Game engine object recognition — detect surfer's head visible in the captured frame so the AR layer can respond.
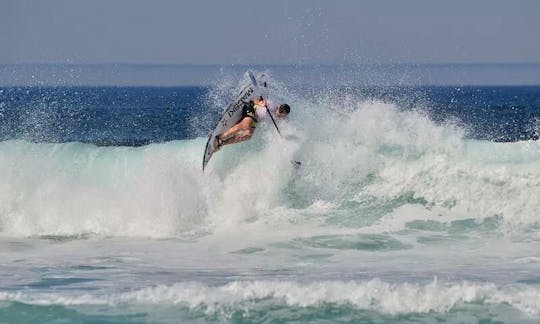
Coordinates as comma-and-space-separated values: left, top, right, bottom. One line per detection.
276, 104, 290, 118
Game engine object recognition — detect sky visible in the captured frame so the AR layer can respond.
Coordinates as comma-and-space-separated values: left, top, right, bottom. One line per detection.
2, 0, 540, 65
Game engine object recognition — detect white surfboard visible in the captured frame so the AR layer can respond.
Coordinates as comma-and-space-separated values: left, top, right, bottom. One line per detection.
202, 72, 265, 171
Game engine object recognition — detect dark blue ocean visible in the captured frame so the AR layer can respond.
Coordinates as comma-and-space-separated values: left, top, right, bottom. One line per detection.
1, 85, 539, 145
1, 65, 540, 323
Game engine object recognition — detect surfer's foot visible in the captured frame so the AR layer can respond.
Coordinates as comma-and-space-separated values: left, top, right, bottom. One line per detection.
213, 135, 224, 151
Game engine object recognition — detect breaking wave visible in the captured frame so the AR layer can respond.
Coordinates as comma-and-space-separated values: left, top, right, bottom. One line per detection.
1, 77, 539, 239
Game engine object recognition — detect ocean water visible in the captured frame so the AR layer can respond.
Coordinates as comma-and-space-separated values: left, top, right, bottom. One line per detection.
1, 67, 540, 323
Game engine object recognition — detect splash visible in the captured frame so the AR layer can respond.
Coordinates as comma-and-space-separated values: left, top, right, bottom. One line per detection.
1, 75, 539, 238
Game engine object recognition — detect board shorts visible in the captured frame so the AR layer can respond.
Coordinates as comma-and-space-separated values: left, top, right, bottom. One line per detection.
241, 101, 258, 128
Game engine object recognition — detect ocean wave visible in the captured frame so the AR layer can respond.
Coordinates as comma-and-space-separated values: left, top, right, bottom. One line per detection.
1, 87, 539, 238
1, 279, 539, 317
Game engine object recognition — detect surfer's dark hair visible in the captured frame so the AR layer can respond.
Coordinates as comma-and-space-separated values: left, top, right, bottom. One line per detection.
278, 104, 290, 114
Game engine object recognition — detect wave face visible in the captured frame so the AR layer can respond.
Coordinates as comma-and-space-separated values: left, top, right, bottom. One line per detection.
0, 140, 210, 237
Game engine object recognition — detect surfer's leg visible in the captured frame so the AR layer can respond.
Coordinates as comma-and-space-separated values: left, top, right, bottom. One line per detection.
219, 117, 251, 140
217, 117, 254, 147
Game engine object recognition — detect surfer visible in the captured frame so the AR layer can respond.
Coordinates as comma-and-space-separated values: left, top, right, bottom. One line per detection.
257, 102, 290, 120
213, 96, 290, 150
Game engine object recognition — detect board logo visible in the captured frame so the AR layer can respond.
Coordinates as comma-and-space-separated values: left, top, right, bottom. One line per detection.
227, 87, 254, 118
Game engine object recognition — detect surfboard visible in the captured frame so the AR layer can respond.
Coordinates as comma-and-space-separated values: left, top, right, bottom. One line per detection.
202, 72, 265, 171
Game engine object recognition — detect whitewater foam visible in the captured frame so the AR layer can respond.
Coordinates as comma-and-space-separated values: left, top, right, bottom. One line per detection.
1, 279, 539, 317
0, 140, 209, 237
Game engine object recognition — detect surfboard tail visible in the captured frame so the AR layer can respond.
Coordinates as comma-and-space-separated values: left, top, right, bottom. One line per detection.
202, 134, 214, 172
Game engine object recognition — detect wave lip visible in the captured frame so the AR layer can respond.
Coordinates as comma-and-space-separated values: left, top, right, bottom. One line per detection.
1, 279, 539, 317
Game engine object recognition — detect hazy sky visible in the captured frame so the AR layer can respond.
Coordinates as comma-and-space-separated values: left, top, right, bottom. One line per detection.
2, 0, 540, 65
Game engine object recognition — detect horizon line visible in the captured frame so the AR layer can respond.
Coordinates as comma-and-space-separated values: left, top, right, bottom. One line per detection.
2, 62, 540, 67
